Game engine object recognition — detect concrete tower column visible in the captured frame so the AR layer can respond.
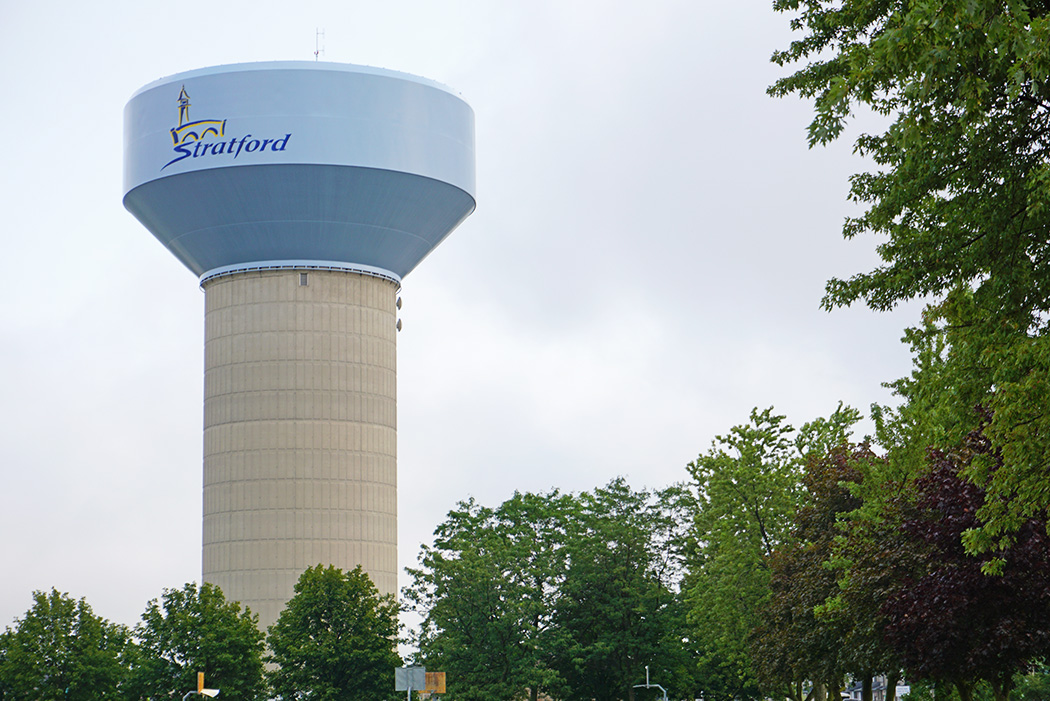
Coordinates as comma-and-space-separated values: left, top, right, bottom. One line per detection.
201, 267, 398, 631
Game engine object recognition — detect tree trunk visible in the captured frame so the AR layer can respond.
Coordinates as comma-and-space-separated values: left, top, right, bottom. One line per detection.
955, 680, 973, 701
885, 670, 900, 701
815, 682, 827, 701
530, 687, 538, 701
862, 675, 873, 701
989, 677, 1011, 701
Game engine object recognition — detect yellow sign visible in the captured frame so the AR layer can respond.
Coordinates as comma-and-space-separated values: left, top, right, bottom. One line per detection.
425, 671, 446, 693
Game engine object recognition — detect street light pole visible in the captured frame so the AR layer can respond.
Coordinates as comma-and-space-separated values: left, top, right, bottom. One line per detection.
632, 665, 668, 701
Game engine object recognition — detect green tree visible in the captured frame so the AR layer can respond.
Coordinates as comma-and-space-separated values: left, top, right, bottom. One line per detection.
550, 479, 687, 701
1012, 665, 1050, 700
266, 565, 401, 701
493, 490, 575, 701
684, 409, 799, 700
683, 405, 859, 700
0, 629, 8, 701
770, 0, 1050, 556
825, 485, 917, 701
752, 445, 892, 701
0, 588, 130, 701
405, 490, 571, 701
131, 581, 265, 701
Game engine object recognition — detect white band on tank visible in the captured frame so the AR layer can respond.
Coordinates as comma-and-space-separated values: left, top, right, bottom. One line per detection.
199, 260, 402, 288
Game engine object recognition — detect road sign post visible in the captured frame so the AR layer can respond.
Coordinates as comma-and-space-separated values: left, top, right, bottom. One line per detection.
395, 666, 426, 701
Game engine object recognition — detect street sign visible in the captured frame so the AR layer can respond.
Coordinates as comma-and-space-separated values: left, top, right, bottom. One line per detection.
425, 672, 446, 693
395, 666, 426, 692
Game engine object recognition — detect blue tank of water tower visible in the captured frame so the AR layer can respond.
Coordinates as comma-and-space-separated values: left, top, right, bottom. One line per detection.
122, 61, 476, 282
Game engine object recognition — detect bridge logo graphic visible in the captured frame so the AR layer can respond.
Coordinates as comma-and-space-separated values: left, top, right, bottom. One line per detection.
170, 86, 227, 146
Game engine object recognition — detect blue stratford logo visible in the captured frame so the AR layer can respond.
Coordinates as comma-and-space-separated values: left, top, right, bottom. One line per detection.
163, 86, 290, 170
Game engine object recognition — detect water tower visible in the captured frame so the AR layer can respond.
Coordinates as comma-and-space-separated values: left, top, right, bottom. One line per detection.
123, 62, 475, 630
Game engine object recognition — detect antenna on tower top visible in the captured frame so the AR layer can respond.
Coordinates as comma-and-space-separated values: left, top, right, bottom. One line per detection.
314, 28, 325, 61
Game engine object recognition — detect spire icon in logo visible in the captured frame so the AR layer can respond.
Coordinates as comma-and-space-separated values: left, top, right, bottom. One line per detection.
170, 86, 226, 146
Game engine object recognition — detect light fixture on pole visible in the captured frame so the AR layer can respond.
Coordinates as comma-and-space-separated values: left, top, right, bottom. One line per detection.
632, 665, 668, 701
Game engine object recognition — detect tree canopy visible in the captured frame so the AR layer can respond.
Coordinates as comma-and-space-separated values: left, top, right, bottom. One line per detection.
266, 565, 402, 701
0, 589, 130, 701
405, 490, 572, 701
407, 480, 692, 701
770, 0, 1050, 554
751, 444, 870, 700
551, 480, 686, 701
131, 581, 266, 701
682, 406, 859, 700
882, 426, 1050, 701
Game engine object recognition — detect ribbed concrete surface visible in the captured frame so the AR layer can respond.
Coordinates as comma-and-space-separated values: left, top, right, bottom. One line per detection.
201, 269, 398, 632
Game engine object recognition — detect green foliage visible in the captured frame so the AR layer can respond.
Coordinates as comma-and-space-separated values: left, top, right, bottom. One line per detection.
683, 406, 858, 699
131, 581, 265, 701
751, 445, 869, 697
407, 481, 692, 701
689, 408, 802, 563
405, 490, 571, 701
825, 483, 918, 694
551, 479, 687, 701
0, 589, 130, 701
771, 0, 1050, 553
266, 565, 401, 701
1011, 665, 1050, 700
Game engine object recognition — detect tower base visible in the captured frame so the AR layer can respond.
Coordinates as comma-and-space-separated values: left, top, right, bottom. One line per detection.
201, 267, 398, 632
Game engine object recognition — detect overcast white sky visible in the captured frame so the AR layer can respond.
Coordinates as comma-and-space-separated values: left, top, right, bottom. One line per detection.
0, 0, 917, 631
